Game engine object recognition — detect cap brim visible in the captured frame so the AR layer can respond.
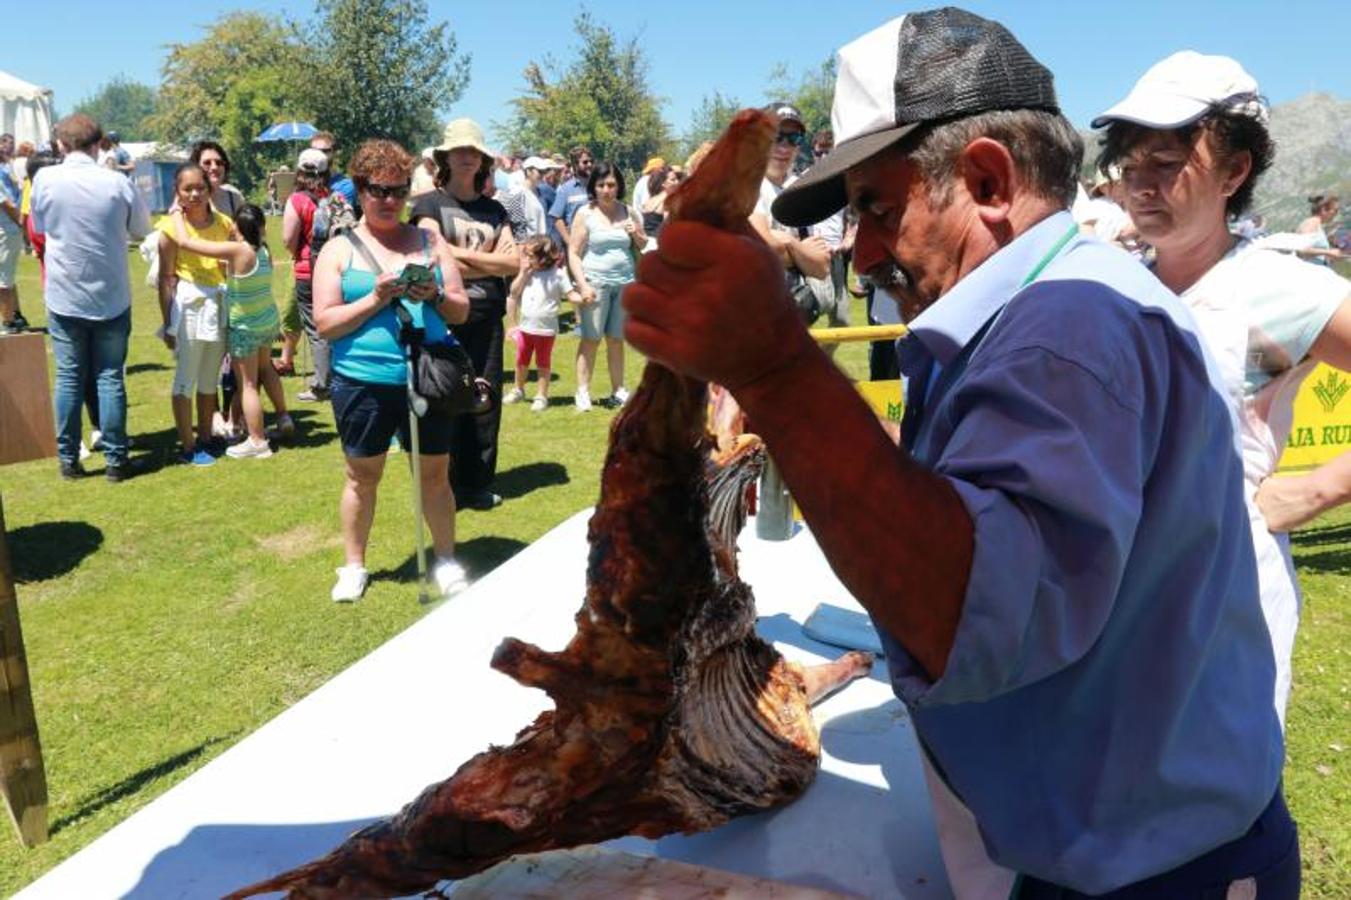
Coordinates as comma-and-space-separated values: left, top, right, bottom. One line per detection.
772, 123, 921, 227
1090, 95, 1209, 130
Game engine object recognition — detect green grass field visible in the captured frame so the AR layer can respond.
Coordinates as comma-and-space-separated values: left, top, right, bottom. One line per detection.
1, 244, 1347, 896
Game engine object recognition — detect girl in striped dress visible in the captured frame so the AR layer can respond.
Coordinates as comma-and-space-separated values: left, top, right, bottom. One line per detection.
170, 203, 294, 458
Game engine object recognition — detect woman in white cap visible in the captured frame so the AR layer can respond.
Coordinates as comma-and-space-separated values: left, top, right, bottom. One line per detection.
410, 119, 519, 510
1095, 51, 1351, 727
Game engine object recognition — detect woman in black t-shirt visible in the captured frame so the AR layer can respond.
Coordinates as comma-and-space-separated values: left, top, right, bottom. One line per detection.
410, 119, 519, 511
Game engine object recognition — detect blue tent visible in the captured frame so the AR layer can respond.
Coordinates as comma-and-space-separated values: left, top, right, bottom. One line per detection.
257, 121, 317, 142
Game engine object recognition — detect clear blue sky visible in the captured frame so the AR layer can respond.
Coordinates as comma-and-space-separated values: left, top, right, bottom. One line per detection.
10, 1, 1349, 146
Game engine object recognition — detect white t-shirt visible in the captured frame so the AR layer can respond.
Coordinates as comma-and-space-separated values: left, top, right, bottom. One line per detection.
754, 174, 845, 241
1182, 241, 1349, 724
518, 267, 573, 336
632, 175, 652, 211
1072, 186, 1130, 243
754, 176, 791, 232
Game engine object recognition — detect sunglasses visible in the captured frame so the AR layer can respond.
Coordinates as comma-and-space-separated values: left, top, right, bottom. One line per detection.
363, 182, 410, 200
775, 131, 806, 147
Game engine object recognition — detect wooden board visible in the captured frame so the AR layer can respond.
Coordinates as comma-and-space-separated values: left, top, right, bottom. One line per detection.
449, 847, 859, 899
0, 333, 56, 467
0, 496, 49, 847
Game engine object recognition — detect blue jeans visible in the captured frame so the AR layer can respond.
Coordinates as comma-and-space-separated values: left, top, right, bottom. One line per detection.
47, 309, 131, 466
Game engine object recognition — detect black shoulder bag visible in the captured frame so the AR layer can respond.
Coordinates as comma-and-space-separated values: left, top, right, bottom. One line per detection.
785, 225, 822, 326
344, 231, 485, 416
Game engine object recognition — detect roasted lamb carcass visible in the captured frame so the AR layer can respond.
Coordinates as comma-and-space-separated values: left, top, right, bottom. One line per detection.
229, 110, 873, 900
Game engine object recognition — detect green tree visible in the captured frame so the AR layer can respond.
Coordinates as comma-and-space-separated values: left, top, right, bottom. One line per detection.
148, 11, 309, 192
297, 0, 471, 159
684, 91, 743, 158
219, 67, 306, 194
73, 76, 158, 139
765, 57, 836, 137
501, 12, 670, 179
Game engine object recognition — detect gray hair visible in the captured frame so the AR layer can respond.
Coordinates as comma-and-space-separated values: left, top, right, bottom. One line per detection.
905, 109, 1083, 210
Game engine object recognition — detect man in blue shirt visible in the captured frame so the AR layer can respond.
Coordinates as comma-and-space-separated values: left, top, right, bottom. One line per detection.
547, 146, 593, 247
32, 114, 151, 482
309, 131, 357, 207
624, 8, 1293, 898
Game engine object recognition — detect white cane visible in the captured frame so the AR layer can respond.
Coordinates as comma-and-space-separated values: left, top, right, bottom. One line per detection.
405, 348, 432, 605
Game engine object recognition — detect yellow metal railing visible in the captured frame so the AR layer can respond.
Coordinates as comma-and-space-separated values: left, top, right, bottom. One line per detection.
810, 324, 1351, 474
811, 324, 908, 344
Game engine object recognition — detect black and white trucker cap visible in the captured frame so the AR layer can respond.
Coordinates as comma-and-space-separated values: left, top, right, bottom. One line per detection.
773, 7, 1060, 227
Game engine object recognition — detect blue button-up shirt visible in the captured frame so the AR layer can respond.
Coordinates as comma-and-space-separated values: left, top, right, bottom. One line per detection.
548, 176, 589, 237
30, 152, 151, 321
880, 212, 1282, 893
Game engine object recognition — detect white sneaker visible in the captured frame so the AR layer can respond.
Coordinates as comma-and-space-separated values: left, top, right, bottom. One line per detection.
78, 440, 92, 461
503, 386, 525, 404
331, 564, 369, 602
531, 395, 548, 412
90, 429, 104, 451
575, 387, 592, 411
430, 556, 471, 599
226, 437, 273, 459
611, 386, 630, 406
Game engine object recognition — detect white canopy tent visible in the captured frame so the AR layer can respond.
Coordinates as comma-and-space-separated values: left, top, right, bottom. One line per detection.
0, 70, 54, 147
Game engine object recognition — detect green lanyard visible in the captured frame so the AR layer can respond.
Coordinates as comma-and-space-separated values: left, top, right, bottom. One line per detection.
1019, 223, 1080, 289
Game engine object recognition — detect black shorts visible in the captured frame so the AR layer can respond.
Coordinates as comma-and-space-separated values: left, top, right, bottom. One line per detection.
330, 372, 454, 458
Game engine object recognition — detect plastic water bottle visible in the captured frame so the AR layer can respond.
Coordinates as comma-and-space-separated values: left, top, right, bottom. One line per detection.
756, 455, 794, 541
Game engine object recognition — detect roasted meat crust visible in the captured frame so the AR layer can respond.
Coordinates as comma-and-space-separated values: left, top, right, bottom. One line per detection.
228, 111, 872, 900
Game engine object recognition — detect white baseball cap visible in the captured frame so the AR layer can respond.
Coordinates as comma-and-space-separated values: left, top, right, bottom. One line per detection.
297, 148, 329, 173
1092, 51, 1267, 130
523, 155, 560, 171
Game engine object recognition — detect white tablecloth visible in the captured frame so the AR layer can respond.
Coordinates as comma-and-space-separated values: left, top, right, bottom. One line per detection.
18, 511, 950, 899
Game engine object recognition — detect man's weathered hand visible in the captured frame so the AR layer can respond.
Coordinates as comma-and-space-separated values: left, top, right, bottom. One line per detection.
623, 221, 814, 390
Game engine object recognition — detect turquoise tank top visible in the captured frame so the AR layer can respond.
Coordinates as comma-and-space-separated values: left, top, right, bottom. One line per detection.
332, 234, 451, 386
580, 205, 636, 286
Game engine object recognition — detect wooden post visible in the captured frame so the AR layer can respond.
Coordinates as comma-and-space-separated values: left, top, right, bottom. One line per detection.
0, 496, 49, 847
0, 333, 58, 466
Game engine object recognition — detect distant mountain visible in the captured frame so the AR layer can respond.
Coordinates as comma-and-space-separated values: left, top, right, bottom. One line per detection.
1255, 93, 1351, 231
1076, 92, 1351, 232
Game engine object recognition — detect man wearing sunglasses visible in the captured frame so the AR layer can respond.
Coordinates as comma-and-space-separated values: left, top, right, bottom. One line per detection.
749, 103, 830, 285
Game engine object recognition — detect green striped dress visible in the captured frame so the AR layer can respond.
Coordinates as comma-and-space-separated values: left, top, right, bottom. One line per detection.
227, 246, 281, 357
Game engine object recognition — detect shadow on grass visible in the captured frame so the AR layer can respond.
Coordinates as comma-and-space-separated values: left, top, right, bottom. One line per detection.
50, 737, 228, 836
1290, 521, 1351, 548
276, 408, 337, 451
494, 461, 569, 500
125, 362, 170, 375
8, 521, 103, 583
370, 535, 528, 584
117, 409, 335, 474
1290, 522, 1351, 575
